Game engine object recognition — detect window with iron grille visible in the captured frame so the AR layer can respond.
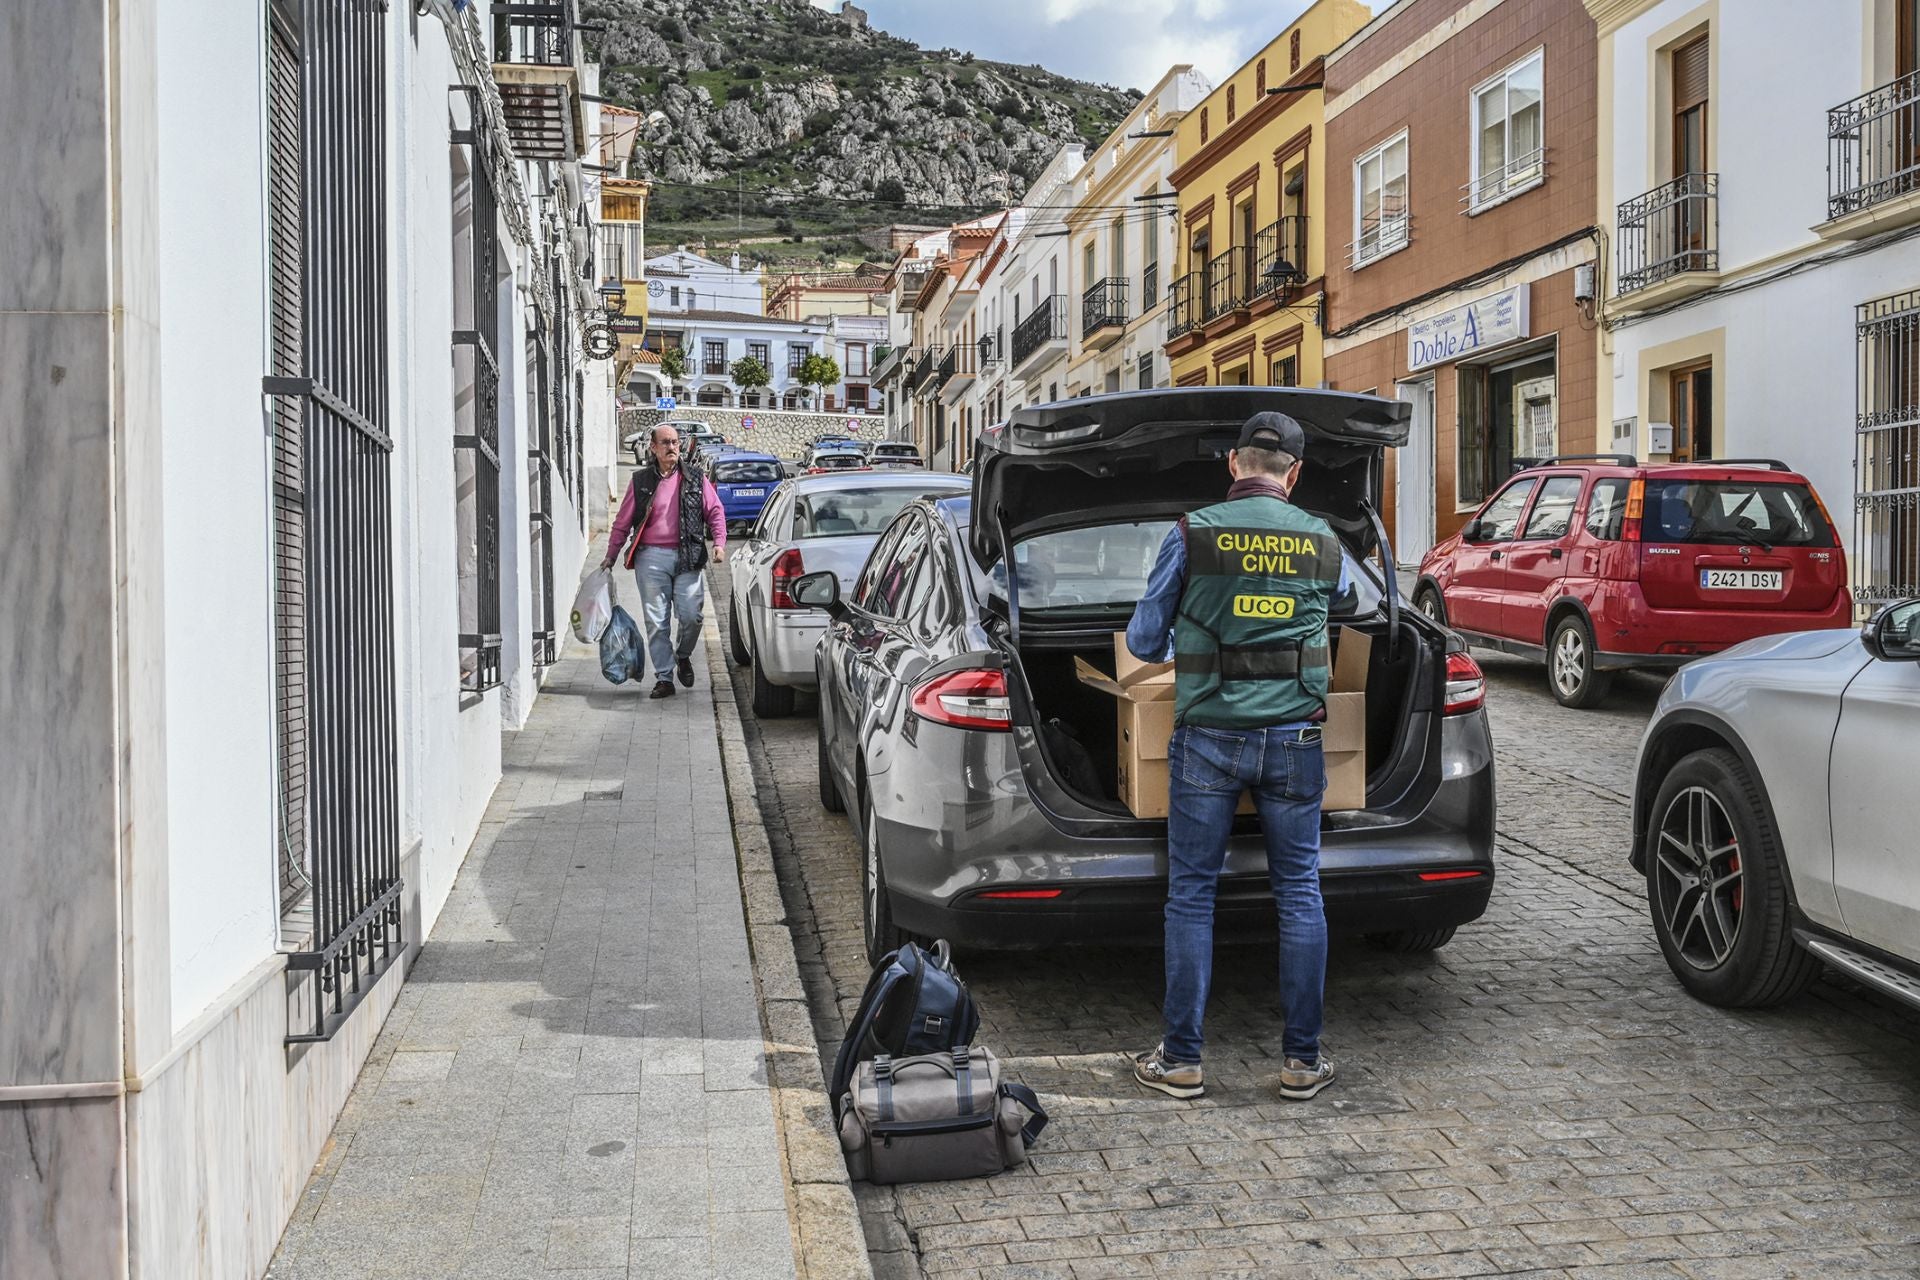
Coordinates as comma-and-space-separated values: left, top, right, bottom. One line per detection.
453, 130, 503, 694
263, 0, 402, 1043
528, 322, 557, 667
1137, 353, 1154, 390
1857, 289, 1920, 608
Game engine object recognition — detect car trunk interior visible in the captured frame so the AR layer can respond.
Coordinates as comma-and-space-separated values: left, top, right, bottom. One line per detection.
1005, 613, 1436, 819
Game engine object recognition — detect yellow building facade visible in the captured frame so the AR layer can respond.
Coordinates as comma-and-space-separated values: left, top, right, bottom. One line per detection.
1165, 0, 1371, 390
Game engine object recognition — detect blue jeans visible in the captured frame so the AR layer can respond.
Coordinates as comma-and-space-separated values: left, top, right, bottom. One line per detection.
634, 546, 705, 682
1162, 723, 1327, 1065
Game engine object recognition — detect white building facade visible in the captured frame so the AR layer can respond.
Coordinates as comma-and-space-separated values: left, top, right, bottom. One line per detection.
1063, 67, 1210, 398
636, 310, 830, 409
1593, 0, 1920, 607
643, 247, 767, 317
0, 3, 615, 1275
1000, 146, 1089, 410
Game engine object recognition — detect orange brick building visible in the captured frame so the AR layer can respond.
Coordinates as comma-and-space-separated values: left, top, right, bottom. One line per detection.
1322, 0, 1600, 561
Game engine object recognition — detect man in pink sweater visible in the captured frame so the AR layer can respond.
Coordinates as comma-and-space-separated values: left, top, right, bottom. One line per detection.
602, 424, 727, 699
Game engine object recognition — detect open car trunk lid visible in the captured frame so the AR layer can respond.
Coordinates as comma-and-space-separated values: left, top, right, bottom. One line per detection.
971, 387, 1411, 571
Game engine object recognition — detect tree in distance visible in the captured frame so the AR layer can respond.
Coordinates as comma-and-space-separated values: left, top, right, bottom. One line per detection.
795, 352, 841, 408
730, 355, 772, 403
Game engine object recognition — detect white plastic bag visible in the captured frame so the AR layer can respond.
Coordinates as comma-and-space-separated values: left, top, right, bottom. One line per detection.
571, 568, 614, 645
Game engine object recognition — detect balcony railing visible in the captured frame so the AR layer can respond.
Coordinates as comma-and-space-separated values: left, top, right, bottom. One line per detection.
1082, 276, 1129, 335
493, 0, 576, 65
1251, 216, 1309, 299
910, 345, 943, 392
1350, 213, 1410, 268
1166, 272, 1201, 339
1204, 246, 1250, 322
1830, 72, 1920, 221
1010, 295, 1067, 367
491, 0, 583, 160
937, 343, 958, 389
937, 341, 976, 394
703, 359, 727, 376
1616, 172, 1718, 295
1463, 147, 1547, 211
896, 270, 929, 310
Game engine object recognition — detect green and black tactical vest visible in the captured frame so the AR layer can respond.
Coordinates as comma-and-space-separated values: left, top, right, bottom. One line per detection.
1174, 494, 1342, 728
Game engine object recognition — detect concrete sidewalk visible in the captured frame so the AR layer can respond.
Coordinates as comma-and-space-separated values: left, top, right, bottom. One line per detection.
268, 570, 799, 1279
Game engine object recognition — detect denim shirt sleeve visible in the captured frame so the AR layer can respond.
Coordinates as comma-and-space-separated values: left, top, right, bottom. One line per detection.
1125, 525, 1187, 663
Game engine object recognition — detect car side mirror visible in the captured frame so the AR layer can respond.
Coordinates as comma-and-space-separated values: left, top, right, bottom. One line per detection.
1862, 599, 1920, 662
790, 570, 842, 613
1461, 519, 1485, 543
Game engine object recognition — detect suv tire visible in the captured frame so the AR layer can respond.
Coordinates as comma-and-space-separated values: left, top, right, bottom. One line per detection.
1644, 748, 1821, 1008
1414, 585, 1448, 628
728, 604, 751, 667
1368, 926, 1456, 953
861, 789, 909, 965
1548, 613, 1614, 709
817, 714, 844, 813
750, 627, 795, 718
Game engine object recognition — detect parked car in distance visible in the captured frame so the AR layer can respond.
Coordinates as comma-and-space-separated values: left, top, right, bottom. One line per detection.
1414, 456, 1851, 708
793, 388, 1497, 965
805, 446, 868, 474
727, 470, 970, 717
707, 451, 784, 537
1631, 598, 1920, 1011
868, 442, 924, 468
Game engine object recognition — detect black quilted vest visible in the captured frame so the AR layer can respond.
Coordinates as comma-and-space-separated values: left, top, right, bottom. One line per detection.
621, 461, 710, 576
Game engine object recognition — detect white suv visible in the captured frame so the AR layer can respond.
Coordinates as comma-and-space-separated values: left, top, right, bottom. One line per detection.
1631, 599, 1920, 1009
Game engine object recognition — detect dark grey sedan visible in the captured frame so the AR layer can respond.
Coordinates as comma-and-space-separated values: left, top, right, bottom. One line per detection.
791, 388, 1498, 965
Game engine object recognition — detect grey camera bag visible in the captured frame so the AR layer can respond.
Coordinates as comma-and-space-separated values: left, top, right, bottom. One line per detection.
837, 1046, 1048, 1185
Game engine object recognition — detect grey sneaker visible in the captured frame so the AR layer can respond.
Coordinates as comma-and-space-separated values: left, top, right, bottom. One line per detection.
1279, 1055, 1336, 1100
1132, 1044, 1204, 1099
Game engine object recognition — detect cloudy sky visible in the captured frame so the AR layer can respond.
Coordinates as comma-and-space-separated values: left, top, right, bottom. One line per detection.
814, 0, 1326, 94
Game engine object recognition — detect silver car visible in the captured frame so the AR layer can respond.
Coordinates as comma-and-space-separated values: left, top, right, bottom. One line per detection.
726, 470, 970, 716
1631, 597, 1920, 1009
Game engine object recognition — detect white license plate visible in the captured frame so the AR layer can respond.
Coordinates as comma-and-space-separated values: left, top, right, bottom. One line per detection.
732, 488, 765, 498
1700, 569, 1782, 591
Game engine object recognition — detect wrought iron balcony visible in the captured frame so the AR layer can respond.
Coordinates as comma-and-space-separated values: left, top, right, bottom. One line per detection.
910, 345, 943, 392
1204, 246, 1250, 322
491, 0, 585, 160
1616, 172, 1718, 295
1829, 72, 1920, 222
1082, 276, 1129, 341
1010, 295, 1067, 370
1252, 216, 1309, 299
1166, 272, 1202, 339
703, 359, 727, 376
937, 341, 977, 398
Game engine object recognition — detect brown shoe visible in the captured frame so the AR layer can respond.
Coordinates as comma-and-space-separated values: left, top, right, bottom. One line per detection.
649, 680, 675, 699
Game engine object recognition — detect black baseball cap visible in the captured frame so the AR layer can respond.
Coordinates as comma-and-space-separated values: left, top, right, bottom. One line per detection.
1236, 411, 1306, 457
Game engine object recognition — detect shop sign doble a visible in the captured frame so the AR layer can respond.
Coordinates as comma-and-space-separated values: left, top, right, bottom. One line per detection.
1407, 286, 1529, 371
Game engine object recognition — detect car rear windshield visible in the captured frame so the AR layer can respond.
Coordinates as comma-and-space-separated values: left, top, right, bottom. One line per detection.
812, 453, 863, 469
1642, 479, 1833, 547
712, 459, 781, 483
795, 487, 935, 538
982, 521, 1380, 619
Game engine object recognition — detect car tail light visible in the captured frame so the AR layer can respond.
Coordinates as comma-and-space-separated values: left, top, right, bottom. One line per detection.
1418, 869, 1485, 882
1443, 651, 1486, 715
1622, 478, 1646, 542
1807, 485, 1843, 549
909, 669, 1012, 731
770, 547, 805, 609
976, 888, 1063, 900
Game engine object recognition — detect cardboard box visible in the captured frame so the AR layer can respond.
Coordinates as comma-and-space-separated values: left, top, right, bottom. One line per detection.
1074, 628, 1371, 818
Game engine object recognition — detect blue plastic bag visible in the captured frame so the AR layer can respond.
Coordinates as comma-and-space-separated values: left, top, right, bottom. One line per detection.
598, 605, 644, 684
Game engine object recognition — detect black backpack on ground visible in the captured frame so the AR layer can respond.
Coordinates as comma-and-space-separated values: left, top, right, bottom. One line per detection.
830, 939, 980, 1120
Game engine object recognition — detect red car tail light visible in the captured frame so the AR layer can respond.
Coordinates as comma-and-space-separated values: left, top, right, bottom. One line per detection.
1418, 869, 1485, 882
770, 547, 805, 609
1622, 477, 1646, 542
1443, 651, 1486, 715
976, 889, 1063, 900
909, 669, 1012, 731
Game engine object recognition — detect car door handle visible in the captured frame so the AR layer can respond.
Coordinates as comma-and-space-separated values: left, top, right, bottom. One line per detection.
1489, 550, 1504, 561
1550, 548, 1564, 560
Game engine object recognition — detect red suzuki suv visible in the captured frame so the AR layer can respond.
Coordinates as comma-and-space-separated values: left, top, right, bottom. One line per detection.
1414, 455, 1851, 707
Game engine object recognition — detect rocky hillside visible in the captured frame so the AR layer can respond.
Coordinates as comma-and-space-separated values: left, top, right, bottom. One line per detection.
584, 0, 1140, 226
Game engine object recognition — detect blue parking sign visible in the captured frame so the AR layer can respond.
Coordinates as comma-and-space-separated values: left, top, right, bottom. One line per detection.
655, 396, 677, 411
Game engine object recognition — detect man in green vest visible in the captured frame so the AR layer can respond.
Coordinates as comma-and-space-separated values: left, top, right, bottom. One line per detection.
1126, 411, 1347, 1102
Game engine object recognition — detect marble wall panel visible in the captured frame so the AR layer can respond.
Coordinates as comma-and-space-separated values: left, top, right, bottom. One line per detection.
0, 1097, 127, 1279
0, 3, 111, 312
0, 312, 123, 1089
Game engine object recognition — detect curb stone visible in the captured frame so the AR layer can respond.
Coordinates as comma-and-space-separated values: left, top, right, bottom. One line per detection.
701, 608, 876, 1280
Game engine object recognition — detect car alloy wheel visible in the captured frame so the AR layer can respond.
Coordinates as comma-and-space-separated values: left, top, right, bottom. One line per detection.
1415, 586, 1446, 626
1552, 626, 1586, 697
1548, 615, 1613, 709
1651, 785, 1744, 971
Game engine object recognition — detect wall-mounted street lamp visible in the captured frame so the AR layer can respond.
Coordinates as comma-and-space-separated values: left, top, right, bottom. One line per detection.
599, 282, 627, 317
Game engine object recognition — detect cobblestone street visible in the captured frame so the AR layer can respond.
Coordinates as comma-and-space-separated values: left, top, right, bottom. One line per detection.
713, 566, 1920, 1280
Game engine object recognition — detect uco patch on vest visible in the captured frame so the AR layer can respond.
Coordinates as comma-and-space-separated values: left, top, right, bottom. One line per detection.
1232, 593, 1296, 619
